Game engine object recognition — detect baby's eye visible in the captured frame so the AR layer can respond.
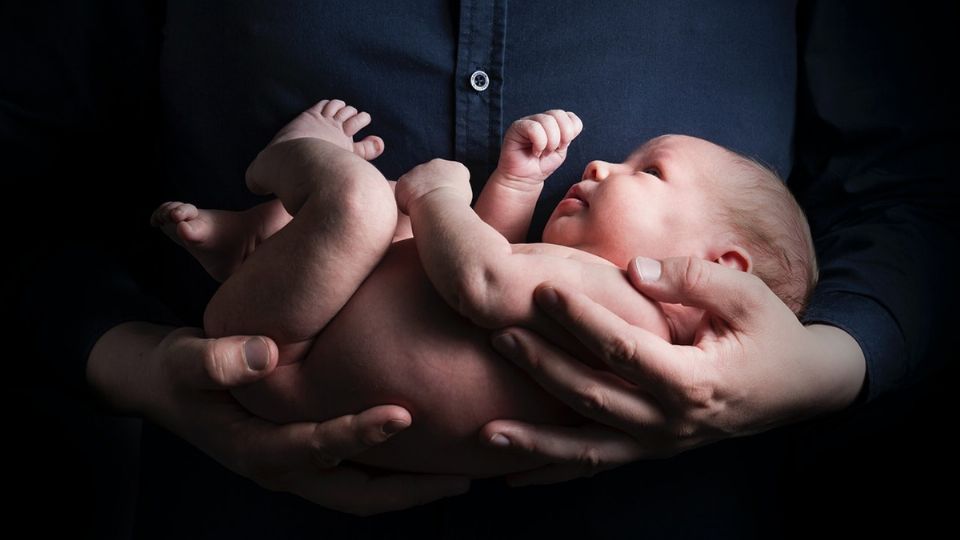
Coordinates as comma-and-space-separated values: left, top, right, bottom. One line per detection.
642, 167, 662, 178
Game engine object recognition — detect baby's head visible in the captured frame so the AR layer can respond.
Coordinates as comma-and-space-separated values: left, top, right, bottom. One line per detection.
543, 134, 817, 315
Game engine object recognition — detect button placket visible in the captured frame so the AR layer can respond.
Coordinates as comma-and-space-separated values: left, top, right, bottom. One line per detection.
454, 0, 507, 197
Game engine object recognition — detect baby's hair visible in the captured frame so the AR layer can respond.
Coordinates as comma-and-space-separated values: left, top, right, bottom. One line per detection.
716, 154, 818, 317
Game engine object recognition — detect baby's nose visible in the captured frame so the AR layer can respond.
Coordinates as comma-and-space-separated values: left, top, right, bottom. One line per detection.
583, 160, 612, 181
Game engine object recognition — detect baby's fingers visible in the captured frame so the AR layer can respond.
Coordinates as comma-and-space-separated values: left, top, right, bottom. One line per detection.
546, 110, 581, 151
566, 111, 583, 142
513, 119, 549, 157
532, 113, 562, 154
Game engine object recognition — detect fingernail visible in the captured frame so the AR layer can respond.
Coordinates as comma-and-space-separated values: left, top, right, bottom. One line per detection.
488, 433, 511, 447
491, 332, 518, 355
536, 286, 560, 310
633, 256, 661, 282
381, 419, 409, 436
243, 338, 270, 371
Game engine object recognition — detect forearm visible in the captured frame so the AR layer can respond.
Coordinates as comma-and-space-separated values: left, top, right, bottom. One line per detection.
473, 169, 543, 242
794, 0, 957, 403
800, 218, 947, 404
802, 324, 867, 414
407, 190, 516, 326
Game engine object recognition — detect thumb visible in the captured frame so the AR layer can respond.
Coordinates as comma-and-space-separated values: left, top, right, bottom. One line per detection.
168, 329, 279, 389
627, 256, 774, 329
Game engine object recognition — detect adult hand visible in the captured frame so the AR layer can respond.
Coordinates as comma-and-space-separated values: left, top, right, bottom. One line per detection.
87, 322, 470, 515
480, 256, 865, 486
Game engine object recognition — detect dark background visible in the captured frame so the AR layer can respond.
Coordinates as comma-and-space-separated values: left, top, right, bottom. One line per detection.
3, 1, 956, 538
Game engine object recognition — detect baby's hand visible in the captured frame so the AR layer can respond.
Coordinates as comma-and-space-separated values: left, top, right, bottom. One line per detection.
395, 158, 472, 214
497, 110, 583, 185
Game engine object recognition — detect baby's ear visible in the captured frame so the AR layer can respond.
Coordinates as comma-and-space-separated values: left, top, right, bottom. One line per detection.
715, 246, 752, 273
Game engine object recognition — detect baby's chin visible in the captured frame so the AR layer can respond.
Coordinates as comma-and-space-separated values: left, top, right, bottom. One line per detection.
540, 217, 564, 244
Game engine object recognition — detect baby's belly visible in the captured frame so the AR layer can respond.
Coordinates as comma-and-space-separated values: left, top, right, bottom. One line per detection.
230, 240, 580, 477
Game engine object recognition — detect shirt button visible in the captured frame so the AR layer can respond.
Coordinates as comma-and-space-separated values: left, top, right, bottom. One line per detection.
470, 70, 490, 92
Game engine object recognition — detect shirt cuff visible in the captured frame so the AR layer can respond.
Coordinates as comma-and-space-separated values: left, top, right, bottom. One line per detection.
801, 290, 908, 408
21, 249, 183, 406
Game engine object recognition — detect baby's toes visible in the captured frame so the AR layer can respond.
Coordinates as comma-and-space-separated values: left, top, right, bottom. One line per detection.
353, 135, 385, 161
321, 99, 347, 118
176, 212, 212, 245
342, 111, 371, 136
151, 201, 194, 226
168, 203, 199, 223
333, 105, 358, 123
150, 202, 176, 226
304, 99, 329, 119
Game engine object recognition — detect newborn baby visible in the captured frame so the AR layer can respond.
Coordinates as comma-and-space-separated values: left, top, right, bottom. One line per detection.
152, 100, 816, 476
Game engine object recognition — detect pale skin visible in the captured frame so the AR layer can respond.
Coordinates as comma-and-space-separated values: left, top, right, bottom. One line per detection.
86, 99, 867, 512
88, 101, 470, 516
468, 141, 865, 488
162, 101, 673, 476
146, 99, 864, 481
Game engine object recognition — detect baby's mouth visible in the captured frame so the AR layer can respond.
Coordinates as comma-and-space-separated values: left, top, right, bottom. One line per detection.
563, 183, 590, 207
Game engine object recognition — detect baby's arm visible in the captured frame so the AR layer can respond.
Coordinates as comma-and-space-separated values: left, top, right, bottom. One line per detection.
474, 110, 582, 242
395, 160, 670, 340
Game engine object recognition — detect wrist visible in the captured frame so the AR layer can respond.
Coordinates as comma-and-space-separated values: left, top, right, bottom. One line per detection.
86, 321, 175, 416
803, 324, 867, 413
406, 185, 471, 215
489, 168, 546, 193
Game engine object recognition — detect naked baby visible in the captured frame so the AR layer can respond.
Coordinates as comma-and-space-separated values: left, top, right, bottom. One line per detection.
152, 99, 816, 476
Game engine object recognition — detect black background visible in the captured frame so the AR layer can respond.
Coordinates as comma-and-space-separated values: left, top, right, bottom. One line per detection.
3, 1, 956, 538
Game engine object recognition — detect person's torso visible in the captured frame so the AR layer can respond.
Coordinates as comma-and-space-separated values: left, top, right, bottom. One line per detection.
158, 0, 798, 245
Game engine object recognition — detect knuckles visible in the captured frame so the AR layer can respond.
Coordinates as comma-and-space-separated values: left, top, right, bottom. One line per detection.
202, 342, 232, 386
675, 362, 722, 411
677, 257, 712, 298
574, 447, 606, 476
577, 384, 610, 415
311, 449, 342, 470
603, 333, 638, 367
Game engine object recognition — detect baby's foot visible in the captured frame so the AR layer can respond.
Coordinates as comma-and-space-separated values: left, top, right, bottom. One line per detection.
150, 200, 291, 282
267, 99, 385, 161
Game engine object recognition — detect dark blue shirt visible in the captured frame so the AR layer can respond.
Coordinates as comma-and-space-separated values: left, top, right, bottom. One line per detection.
156, 0, 951, 404
5, 0, 956, 537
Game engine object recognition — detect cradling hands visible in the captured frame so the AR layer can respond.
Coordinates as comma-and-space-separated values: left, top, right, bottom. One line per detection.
480, 257, 865, 486
88, 323, 470, 515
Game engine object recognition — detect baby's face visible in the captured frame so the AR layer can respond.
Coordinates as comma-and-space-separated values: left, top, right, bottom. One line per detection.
543, 134, 734, 268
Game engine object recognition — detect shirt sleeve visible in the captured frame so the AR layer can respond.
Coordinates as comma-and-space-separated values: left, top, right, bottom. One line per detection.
18, 248, 183, 403
2, 2, 176, 403
792, 1, 959, 405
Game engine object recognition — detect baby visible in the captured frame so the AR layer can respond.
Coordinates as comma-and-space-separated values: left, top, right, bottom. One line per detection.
152, 99, 816, 477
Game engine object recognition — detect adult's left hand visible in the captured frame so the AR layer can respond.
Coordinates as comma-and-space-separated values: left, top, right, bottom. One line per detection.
481, 256, 866, 486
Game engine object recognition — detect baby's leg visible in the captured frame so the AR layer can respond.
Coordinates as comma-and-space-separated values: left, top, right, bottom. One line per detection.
151, 199, 291, 282
204, 101, 397, 362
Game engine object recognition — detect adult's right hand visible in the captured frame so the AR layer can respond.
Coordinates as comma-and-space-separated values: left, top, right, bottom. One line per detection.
87, 322, 470, 516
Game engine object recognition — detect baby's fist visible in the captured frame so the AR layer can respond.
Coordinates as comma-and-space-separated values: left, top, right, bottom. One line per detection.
396, 159, 472, 214
498, 110, 583, 184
